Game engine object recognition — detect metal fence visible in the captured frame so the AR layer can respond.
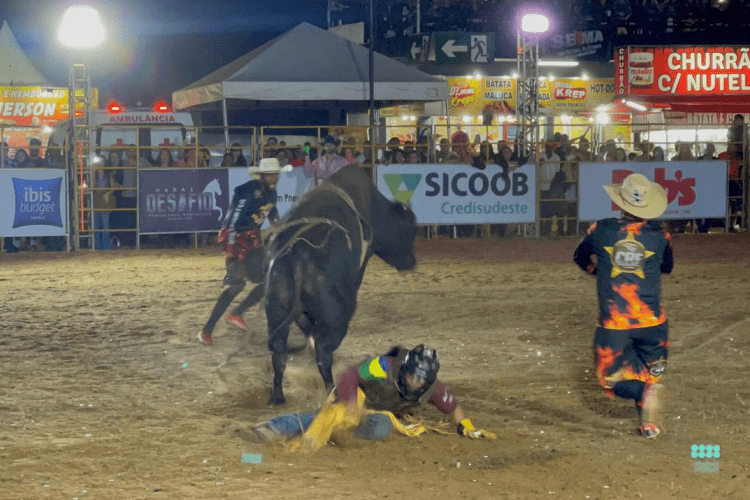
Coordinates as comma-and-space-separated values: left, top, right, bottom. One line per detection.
1, 119, 745, 252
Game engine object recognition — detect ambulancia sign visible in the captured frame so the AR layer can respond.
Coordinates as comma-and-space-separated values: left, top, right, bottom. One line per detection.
105, 113, 178, 124
616, 46, 750, 97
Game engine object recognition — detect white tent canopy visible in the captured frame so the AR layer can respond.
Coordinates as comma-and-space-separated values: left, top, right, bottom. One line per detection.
172, 22, 447, 110
0, 20, 49, 86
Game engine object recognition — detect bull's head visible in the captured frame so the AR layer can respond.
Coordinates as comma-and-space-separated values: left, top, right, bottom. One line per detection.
372, 201, 417, 271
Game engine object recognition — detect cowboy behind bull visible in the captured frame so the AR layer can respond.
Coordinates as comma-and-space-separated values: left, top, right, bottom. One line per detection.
198, 158, 290, 345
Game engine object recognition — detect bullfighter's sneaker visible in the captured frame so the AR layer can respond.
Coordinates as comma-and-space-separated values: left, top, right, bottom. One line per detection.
640, 423, 661, 439
639, 383, 664, 439
225, 314, 248, 331
198, 328, 213, 346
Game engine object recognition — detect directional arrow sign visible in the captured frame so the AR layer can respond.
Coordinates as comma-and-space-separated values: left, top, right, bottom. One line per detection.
410, 41, 421, 60
406, 34, 431, 63
441, 39, 468, 59
435, 32, 494, 65
435, 33, 469, 64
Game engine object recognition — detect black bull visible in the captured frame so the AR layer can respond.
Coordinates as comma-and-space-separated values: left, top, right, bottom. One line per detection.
263, 165, 417, 405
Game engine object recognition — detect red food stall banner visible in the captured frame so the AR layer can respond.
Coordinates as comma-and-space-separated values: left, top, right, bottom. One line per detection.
616, 46, 750, 97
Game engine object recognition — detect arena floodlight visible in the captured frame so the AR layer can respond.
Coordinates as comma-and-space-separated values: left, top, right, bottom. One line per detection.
58, 5, 105, 49
624, 100, 648, 112
521, 13, 550, 34
539, 60, 579, 67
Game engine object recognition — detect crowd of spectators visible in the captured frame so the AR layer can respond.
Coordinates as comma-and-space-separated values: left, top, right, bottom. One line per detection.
0, 138, 65, 169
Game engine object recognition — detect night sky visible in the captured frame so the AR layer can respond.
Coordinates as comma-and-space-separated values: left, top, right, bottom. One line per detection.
0, 0, 330, 105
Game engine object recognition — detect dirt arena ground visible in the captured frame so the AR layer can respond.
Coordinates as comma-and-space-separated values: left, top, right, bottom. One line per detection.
1, 233, 749, 499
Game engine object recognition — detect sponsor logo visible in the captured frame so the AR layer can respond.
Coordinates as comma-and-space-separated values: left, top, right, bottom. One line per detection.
552, 30, 604, 49
144, 177, 224, 219
605, 232, 654, 278
692, 444, 720, 473
611, 168, 696, 211
424, 171, 529, 197
449, 81, 477, 108
12, 177, 63, 228
383, 174, 423, 204
553, 86, 587, 100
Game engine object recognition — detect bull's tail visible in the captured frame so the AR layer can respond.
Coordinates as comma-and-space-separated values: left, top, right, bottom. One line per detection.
266, 258, 307, 353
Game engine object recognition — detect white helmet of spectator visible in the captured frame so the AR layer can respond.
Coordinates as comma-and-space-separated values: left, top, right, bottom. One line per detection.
247, 158, 291, 179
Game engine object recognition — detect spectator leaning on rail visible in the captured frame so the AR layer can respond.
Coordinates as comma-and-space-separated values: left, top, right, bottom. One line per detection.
230, 143, 248, 166
635, 141, 652, 162
727, 113, 744, 160
252, 344, 496, 448
27, 138, 46, 167
574, 173, 673, 439
304, 135, 348, 185
198, 158, 291, 346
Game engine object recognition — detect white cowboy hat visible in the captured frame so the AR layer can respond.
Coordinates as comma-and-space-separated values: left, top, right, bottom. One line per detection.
247, 158, 292, 178
603, 173, 668, 219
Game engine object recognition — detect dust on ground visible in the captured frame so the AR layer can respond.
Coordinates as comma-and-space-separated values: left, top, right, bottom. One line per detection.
1, 234, 749, 499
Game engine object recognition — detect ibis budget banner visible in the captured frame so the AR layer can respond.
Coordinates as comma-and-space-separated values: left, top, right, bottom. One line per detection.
376, 164, 536, 224
0, 168, 67, 236
578, 161, 727, 221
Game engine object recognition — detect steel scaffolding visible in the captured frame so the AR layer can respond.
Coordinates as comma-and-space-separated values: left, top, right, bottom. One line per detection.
515, 31, 540, 160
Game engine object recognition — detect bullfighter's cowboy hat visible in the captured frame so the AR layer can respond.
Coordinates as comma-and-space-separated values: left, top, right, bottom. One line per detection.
603, 173, 668, 220
247, 158, 292, 179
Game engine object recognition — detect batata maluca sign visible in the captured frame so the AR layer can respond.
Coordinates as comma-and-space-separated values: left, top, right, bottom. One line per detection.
616, 46, 750, 97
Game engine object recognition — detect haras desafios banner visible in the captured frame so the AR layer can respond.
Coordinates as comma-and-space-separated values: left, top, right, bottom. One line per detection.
578, 161, 728, 221
138, 167, 314, 234
376, 163, 536, 224
0, 168, 68, 236
138, 169, 230, 234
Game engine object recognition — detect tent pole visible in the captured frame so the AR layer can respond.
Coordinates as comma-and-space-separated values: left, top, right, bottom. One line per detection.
222, 98, 229, 151
416, 0, 421, 34
369, 0, 375, 178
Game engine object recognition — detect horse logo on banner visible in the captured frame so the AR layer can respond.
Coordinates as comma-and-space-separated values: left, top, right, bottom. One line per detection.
202, 178, 223, 221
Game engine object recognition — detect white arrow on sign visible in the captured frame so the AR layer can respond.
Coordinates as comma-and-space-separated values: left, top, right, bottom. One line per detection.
411, 41, 421, 59
441, 39, 468, 59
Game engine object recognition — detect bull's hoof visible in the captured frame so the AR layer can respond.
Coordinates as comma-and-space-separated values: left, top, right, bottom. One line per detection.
268, 390, 286, 406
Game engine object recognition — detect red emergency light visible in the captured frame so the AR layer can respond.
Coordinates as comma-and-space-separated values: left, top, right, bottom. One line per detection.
154, 101, 170, 113
106, 101, 124, 114
74, 111, 84, 117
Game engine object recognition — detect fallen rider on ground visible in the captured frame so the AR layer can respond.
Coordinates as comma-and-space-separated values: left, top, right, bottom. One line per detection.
253, 344, 496, 450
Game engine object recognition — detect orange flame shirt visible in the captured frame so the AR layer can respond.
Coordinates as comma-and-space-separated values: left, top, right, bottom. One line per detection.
574, 219, 673, 330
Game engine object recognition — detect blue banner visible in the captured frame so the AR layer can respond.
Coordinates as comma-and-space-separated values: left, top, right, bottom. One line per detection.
138, 168, 230, 233
0, 168, 67, 237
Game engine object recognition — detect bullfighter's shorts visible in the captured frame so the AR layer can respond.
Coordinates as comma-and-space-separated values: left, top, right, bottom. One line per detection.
593, 322, 669, 397
223, 248, 264, 286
